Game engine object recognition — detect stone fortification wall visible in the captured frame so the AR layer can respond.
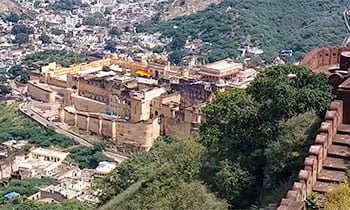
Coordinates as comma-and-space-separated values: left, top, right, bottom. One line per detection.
301, 47, 350, 72
27, 81, 56, 103
71, 95, 107, 113
46, 76, 67, 88
51, 58, 112, 77
62, 108, 160, 152
112, 59, 148, 72
276, 100, 343, 210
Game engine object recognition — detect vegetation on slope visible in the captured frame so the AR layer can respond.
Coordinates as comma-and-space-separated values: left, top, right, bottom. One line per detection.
69, 145, 109, 169
96, 65, 333, 208
200, 65, 332, 208
141, 0, 347, 63
0, 178, 54, 198
324, 182, 350, 210
24, 50, 87, 67
0, 103, 76, 148
0, 103, 111, 169
0, 200, 92, 210
96, 137, 229, 209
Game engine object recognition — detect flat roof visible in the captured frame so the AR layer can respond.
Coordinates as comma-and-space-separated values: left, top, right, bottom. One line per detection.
77, 66, 103, 76
95, 161, 116, 174
4, 192, 20, 199
31, 148, 69, 160
203, 60, 242, 71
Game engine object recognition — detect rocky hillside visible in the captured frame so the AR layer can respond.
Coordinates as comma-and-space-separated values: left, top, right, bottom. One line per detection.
160, 0, 223, 21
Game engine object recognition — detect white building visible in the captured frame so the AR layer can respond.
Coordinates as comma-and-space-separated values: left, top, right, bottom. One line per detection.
94, 161, 117, 177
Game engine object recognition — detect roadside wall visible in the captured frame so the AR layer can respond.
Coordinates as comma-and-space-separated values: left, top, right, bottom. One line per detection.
27, 81, 56, 103
62, 108, 160, 152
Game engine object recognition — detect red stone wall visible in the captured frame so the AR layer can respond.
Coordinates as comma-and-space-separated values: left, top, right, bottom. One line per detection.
276, 101, 343, 210
301, 47, 350, 72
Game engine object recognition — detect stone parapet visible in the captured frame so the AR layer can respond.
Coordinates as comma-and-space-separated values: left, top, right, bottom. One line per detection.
301, 47, 350, 73
276, 100, 343, 210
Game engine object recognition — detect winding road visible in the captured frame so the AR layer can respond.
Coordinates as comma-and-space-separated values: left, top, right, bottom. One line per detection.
19, 102, 128, 163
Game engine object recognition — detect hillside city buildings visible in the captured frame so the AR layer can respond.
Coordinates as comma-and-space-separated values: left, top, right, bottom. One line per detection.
0, 140, 116, 203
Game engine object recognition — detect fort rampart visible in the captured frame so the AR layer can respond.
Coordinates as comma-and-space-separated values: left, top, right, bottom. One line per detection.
61, 108, 160, 152
301, 47, 350, 72
276, 100, 344, 210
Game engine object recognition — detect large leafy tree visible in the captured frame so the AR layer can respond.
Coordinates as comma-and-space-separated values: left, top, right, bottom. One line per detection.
263, 111, 320, 188
199, 65, 332, 208
247, 64, 333, 121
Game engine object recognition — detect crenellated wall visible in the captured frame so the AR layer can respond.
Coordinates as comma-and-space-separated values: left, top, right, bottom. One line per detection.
276, 100, 344, 210
301, 47, 350, 72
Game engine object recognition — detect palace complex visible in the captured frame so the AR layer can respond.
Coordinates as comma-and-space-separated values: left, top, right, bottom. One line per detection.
27, 55, 256, 152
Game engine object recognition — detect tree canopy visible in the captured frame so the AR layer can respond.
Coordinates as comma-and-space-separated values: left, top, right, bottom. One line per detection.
11, 24, 34, 35
69, 145, 108, 169
199, 65, 332, 208
95, 137, 228, 209
0, 103, 76, 148
24, 50, 87, 67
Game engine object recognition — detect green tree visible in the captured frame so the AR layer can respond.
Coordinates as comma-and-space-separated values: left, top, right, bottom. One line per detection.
98, 136, 228, 210
247, 65, 333, 121
69, 146, 108, 169
109, 27, 122, 36
0, 103, 76, 148
11, 24, 34, 35
5, 12, 20, 23
8, 65, 30, 83
324, 183, 350, 210
169, 50, 185, 65
52, 0, 82, 11
14, 33, 29, 45
263, 111, 320, 188
39, 34, 51, 44
199, 65, 333, 208
104, 40, 117, 53
141, 0, 347, 62
82, 13, 109, 26
9, 199, 92, 210
0, 85, 11, 96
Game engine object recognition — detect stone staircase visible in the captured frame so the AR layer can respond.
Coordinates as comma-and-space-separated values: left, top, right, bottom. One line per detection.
313, 125, 350, 194
276, 100, 350, 210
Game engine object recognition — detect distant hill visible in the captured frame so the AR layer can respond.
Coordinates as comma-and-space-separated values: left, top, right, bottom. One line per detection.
142, 0, 349, 63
